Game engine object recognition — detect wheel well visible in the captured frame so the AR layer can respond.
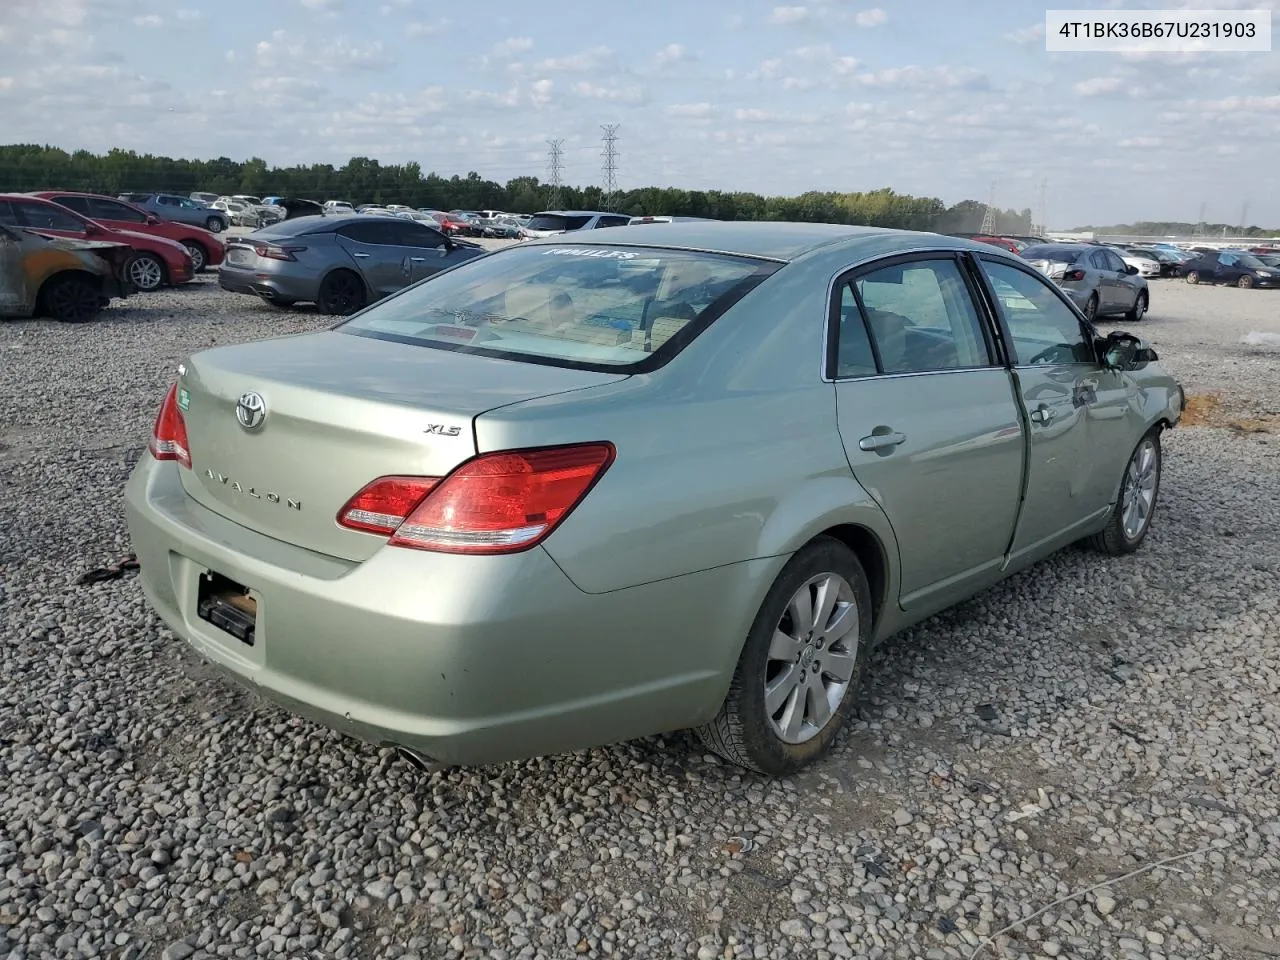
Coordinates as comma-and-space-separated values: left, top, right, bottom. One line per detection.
181, 238, 207, 256
35, 269, 102, 310
323, 267, 367, 292
816, 524, 889, 632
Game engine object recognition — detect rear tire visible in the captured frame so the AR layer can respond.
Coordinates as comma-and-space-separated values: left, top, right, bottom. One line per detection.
41, 274, 103, 323
1087, 429, 1162, 556
316, 270, 366, 316
696, 537, 872, 775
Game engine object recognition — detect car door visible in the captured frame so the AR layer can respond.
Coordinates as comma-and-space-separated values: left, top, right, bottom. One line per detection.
1101, 248, 1139, 309
1216, 252, 1242, 283
1087, 250, 1120, 310
394, 221, 468, 281
334, 220, 416, 298
0, 225, 29, 316
971, 255, 1124, 561
77, 196, 150, 233
831, 253, 1024, 611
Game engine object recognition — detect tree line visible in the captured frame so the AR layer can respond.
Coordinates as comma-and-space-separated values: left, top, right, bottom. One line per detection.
0, 144, 1035, 234
1070, 219, 1280, 238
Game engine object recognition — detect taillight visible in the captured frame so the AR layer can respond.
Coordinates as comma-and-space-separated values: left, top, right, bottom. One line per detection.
252, 243, 306, 261
337, 476, 440, 535
337, 443, 615, 555
1062, 269, 1086, 282
148, 383, 191, 469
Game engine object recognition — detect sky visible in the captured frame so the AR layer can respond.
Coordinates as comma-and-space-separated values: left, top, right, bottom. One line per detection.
0, 0, 1277, 227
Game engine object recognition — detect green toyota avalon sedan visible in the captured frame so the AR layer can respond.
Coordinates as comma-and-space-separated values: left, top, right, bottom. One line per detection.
124, 222, 1185, 775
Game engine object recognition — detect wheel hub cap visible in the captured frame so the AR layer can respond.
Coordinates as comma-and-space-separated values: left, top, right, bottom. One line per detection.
1121, 439, 1158, 540
764, 572, 861, 745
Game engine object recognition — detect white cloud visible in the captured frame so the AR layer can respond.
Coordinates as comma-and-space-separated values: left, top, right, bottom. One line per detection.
175, 9, 203, 21
855, 7, 887, 27
299, 0, 340, 8
529, 78, 553, 107
655, 43, 689, 66
492, 36, 533, 57
406, 20, 447, 37
534, 46, 612, 72
132, 14, 162, 27
770, 5, 809, 24
1005, 22, 1044, 44
1119, 136, 1162, 148
1074, 75, 1125, 96
572, 80, 646, 102
667, 102, 715, 118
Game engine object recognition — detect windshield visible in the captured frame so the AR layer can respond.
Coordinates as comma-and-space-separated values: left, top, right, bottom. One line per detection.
527, 214, 593, 232
1020, 245, 1085, 262
339, 243, 777, 372
1232, 253, 1266, 269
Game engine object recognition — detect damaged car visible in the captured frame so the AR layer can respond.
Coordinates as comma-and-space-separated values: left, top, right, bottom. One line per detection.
0, 223, 134, 323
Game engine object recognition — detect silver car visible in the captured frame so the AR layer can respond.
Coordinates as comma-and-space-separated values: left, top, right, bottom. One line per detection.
128, 223, 1184, 775
1020, 243, 1149, 322
217, 213, 484, 312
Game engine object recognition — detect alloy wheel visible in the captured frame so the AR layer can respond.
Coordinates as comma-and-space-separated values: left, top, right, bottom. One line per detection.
184, 243, 205, 272
128, 255, 164, 291
1121, 438, 1159, 540
764, 573, 860, 744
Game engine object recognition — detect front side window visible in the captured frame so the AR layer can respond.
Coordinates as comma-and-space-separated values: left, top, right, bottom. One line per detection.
852, 258, 991, 374
86, 197, 146, 222
981, 260, 1095, 366
340, 244, 775, 371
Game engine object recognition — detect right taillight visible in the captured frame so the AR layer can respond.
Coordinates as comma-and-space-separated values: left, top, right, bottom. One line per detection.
336, 443, 615, 555
1062, 269, 1086, 282
148, 383, 191, 469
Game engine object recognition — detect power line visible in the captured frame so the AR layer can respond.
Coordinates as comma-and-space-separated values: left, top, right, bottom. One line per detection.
545, 138, 564, 209
600, 123, 620, 209
1038, 178, 1048, 235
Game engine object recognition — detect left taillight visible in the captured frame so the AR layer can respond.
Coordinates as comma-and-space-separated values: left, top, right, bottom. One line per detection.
252, 243, 306, 261
148, 383, 191, 469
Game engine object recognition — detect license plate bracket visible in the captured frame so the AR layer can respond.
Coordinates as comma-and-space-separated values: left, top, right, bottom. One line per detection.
197, 570, 257, 647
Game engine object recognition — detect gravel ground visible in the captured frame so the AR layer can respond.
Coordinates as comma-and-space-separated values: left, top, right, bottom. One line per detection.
1, 270, 1278, 960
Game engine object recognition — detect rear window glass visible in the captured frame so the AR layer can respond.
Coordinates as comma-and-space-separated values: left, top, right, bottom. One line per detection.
338, 244, 777, 372
1020, 245, 1085, 262
528, 214, 592, 231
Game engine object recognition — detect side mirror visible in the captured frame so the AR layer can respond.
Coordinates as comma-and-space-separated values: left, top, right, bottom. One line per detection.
1125, 264, 1139, 275
1100, 332, 1142, 371
146, 213, 160, 224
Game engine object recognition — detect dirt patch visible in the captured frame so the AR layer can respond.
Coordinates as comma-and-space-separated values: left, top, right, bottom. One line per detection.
1180, 392, 1277, 433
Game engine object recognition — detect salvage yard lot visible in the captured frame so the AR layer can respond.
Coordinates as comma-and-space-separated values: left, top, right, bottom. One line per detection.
1, 269, 1278, 960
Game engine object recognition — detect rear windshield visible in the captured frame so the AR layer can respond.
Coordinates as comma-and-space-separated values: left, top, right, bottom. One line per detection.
527, 214, 592, 232
1020, 245, 1085, 262
338, 243, 777, 372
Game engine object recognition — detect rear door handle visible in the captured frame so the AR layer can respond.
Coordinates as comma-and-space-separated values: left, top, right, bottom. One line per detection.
410, 257, 426, 262
858, 431, 907, 452
1029, 404, 1056, 424
352, 252, 371, 258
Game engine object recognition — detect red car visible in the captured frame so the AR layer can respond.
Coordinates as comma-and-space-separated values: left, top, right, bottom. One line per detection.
432, 213, 478, 237
32, 191, 224, 275
0, 194, 193, 291
970, 235, 1024, 254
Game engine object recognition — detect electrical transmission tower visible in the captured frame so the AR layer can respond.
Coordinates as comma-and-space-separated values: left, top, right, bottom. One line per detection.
546, 138, 564, 209
1192, 201, 1207, 238
1038, 178, 1048, 236
1239, 200, 1249, 236
600, 123, 620, 208
979, 181, 997, 234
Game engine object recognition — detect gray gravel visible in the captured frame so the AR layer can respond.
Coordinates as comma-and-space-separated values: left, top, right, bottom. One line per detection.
1, 271, 1278, 960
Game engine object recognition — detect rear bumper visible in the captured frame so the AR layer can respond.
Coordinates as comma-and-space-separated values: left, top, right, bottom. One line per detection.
218, 264, 317, 302
124, 456, 767, 766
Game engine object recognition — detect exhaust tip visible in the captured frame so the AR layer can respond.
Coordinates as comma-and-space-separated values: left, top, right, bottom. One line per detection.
394, 745, 447, 775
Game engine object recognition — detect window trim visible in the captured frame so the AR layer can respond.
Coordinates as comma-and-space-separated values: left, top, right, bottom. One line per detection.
968, 252, 1102, 368
14, 199, 89, 233
823, 251, 1003, 382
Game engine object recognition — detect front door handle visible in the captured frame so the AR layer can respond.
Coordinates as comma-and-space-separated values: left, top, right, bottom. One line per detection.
858, 431, 907, 452
410, 257, 426, 262
1029, 404, 1056, 424
352, 252, 371, 258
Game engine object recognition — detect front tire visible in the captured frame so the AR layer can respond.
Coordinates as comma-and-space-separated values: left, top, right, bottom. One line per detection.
1088, 429, 1162, 556
1083, 293, 1099, 322
42, 274, 103, 323
316, 270, 367, 316
1238, 275, 1254, 289
1125, 290, 1148, 323
1186, 271, 1200, 285
127, 253, 166, 292
696, 537, 872, 775
183, 242, 207, 273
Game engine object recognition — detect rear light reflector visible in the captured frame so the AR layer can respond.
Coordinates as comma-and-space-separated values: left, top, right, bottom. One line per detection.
337, 443, 616, 555
337, 476, 440, 535
148, 383, 191, 469
1062, 269, 1086, 282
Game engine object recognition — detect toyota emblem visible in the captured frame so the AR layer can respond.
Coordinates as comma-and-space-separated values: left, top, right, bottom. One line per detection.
235, 391, 267, 431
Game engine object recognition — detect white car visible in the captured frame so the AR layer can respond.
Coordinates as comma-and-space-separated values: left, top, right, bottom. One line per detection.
1119, 253, 1162, 278
323, 201, 356, 214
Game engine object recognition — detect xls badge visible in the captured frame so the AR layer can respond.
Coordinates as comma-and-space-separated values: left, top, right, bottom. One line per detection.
235, 391, 267, 431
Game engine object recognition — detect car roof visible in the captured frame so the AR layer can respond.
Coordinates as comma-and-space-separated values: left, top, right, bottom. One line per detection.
518, 220, 987, 262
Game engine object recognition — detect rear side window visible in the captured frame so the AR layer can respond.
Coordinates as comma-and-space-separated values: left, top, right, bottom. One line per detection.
54, 195, 93, 216
339, 244, 778, 372
14, 200, 84, 232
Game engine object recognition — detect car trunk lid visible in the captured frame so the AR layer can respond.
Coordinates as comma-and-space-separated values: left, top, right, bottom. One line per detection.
175, 330, 628, 561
